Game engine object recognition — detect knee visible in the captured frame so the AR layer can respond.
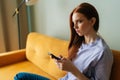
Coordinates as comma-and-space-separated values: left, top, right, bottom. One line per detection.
14, 72, 26, 80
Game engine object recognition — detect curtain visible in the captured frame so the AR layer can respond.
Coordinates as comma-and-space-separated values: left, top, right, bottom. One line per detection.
0, 0, 29, 53
0, 8, 6, 52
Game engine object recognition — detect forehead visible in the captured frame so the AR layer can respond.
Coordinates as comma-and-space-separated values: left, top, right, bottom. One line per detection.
72, 12, 86, 21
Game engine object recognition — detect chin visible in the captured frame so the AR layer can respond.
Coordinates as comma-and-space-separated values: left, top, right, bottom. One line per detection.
77, 33, 83, 36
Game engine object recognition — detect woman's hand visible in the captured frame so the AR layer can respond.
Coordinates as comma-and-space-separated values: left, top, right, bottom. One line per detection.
54, 57, 75, 72
54, 57, 89, 80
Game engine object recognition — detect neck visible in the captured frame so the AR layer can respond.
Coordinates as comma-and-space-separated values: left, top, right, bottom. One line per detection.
84, 31, 98, 44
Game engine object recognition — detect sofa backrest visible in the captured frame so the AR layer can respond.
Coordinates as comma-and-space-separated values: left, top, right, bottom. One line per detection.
26, 32, 69, 79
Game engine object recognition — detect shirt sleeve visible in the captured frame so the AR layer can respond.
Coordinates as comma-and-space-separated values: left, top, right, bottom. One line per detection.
92, 50, 113, 80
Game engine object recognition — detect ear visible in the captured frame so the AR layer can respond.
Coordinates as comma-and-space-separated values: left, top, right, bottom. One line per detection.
90, 17, 96, 26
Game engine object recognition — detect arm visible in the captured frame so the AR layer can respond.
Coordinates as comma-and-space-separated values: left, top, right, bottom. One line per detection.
93, 51, 113, 80
70, 62, 89, 80
56, 58, 89, 80
0, 49, 26, 67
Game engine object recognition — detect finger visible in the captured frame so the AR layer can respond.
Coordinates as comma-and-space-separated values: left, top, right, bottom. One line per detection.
59, 55, 63, 59
56, 59, 62, 63
59, 63, 63, 70
61, 57, 67, 62
53, 59, 60, 66
56, 58, 66, 63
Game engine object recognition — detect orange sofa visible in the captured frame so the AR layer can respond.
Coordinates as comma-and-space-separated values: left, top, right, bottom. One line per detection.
0, 32, 120, 80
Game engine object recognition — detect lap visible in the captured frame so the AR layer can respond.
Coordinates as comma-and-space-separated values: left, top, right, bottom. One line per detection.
14, 72, 50, 80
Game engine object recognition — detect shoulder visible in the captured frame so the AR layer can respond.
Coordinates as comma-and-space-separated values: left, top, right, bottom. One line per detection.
95, 37, 111, 52
92, 37, 112, 60
94, 37, 113, 61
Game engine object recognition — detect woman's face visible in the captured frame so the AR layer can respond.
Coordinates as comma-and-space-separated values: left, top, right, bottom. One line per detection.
72, 12, 95, 36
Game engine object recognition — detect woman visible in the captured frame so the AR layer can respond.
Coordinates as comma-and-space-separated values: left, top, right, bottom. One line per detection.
14, 2, 113, 80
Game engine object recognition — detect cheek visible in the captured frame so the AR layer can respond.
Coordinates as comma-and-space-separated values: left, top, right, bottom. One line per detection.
78, 23, 91, 34
78, 23, 87, 31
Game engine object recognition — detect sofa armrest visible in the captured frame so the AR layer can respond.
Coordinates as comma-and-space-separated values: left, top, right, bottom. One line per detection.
110, 50, 120, 80
0, 49, 26, 67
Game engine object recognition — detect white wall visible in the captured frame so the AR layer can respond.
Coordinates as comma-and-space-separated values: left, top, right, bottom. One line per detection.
32, 0, 120, 50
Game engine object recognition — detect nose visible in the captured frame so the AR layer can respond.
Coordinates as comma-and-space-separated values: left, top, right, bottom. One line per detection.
73, 25, 78, 29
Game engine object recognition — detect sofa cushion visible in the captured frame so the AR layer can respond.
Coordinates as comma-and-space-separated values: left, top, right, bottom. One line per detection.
26, 32, 69, 79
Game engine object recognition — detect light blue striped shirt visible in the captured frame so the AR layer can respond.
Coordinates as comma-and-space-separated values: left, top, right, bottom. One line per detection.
60, 37, 113, 80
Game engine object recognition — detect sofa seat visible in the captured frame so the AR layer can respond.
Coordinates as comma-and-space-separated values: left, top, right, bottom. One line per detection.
0, 60, 55, 80
0, 60, 57, 80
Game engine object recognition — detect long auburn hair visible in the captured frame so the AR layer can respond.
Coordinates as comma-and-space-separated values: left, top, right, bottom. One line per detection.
68, 3, 99, 60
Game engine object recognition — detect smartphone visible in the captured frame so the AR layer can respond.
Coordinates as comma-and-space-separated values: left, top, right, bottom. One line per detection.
48, 52, 61, 60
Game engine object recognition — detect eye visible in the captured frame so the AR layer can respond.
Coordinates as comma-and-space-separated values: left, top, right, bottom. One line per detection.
78, 20, 83, 23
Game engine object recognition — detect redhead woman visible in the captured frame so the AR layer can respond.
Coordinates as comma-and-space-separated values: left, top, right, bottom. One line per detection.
14, 2, 113, 80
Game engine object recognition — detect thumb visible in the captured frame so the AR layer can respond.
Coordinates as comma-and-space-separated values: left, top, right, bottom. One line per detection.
59, 55, 63, 59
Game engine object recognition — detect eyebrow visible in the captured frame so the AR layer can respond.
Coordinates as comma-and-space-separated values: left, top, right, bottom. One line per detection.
72, 17, 84, 23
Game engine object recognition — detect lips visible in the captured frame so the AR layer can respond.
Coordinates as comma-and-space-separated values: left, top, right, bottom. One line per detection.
75, 29, 79, 33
